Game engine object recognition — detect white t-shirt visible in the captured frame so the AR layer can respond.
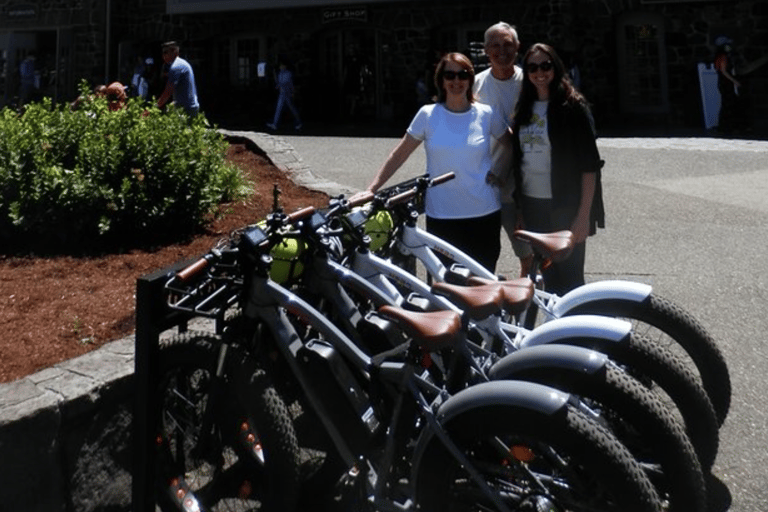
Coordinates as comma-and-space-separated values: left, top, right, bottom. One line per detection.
473, 66, 523, 202
519, 101, 552, 199
407, 102, 506, 219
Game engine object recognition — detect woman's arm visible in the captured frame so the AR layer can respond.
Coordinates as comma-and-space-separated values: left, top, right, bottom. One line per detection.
365, 133, 422, 193
571, 171, 596, 243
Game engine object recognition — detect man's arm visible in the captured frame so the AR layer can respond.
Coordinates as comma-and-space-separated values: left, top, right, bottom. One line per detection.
156, 82, 173, 108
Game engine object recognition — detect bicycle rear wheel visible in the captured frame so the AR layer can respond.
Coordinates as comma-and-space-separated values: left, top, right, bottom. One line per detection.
154, 332, 299, 512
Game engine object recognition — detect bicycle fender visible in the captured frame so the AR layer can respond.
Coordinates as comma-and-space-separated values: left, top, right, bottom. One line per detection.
437, 381, 571, 419
410, 381, 570, 489
551, 280, 653, 317
488, 344, 610, 380
517, 314, 632, 349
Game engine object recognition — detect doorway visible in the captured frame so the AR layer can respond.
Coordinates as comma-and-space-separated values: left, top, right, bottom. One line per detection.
616, 12, 669, 115
315, 28, 379, 122
0, 30, 67, 108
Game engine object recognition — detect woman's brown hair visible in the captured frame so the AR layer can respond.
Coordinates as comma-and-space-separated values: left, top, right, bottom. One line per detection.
433, 52, 475, 104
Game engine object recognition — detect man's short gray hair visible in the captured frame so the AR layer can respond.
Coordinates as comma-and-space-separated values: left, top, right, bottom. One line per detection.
484, 22, 519, 45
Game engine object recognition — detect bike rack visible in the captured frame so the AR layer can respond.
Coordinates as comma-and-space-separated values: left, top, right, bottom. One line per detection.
132, 257, 199, 512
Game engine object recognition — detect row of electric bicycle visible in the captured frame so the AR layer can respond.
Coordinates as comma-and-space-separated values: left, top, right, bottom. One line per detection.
154, 172, 730, 512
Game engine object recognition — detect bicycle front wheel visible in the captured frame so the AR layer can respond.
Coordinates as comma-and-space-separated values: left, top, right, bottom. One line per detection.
154, 332, 299, 512
416, 402, 662, 512
496, 362, 706, 512
567, 293, 730, 426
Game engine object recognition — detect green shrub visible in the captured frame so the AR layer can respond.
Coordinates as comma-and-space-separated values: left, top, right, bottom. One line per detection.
0, 84, 247, 254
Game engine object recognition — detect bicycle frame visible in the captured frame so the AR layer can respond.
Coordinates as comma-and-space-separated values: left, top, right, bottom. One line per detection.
346, 235, 635, 357
378, 205, 665, 335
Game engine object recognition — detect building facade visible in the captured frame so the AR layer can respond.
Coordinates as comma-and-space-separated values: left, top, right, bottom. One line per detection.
1, 0, 766, 132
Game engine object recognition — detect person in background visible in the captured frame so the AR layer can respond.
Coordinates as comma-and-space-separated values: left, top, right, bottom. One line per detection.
157, 41, 200, 117
512, 43, 604, 294
70, 83, 106, 111
357, 52, 511, 272
130, 55, 145, 97
105, 81, 128, 111
18, 52, 37, 105
415, 64, 432, 108
266, 57, 303, 131
713, 36, 742, 134
473, 21, 533, 277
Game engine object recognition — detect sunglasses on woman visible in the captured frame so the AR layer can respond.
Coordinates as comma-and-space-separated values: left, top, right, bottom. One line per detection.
443, 70, 471, 81
526, 61, 554, 73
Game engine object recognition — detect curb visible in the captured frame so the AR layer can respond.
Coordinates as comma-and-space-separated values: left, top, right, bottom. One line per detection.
219, 129, 354, 197
0, 131, 328, 512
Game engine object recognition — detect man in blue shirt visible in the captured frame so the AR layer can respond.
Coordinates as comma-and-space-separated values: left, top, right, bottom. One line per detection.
157, 41, 199, 117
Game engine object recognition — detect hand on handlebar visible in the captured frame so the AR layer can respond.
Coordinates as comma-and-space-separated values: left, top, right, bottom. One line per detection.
349, 190, 375, 204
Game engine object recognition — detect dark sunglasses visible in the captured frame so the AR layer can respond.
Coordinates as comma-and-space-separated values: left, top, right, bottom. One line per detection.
443, 70, 471, 81
526, 61, 554, 73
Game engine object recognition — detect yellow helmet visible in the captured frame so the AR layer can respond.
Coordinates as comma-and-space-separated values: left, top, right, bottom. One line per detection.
269, 235, 306, 284
363, 210, 394, 252
255, 220, 307, 284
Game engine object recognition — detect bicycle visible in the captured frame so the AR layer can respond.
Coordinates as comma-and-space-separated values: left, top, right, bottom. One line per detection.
166, 211, 665, 512
355, 172, 730, 428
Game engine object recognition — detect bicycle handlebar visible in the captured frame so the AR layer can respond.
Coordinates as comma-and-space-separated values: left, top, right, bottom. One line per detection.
348, 191, 375, 208
285, 206, 316, 224
376, 173, 429, 198
174, 207, 315, 283
430, 172, 455, 186
176, 256, 210, 282
383, 172, 455, 208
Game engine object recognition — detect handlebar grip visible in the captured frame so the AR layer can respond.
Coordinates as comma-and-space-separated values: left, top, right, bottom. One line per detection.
286, 206, 316, 223
348, 191, 375, 208
176, 257, 210, 282
385, 187, 417, 207
430, 172, 455, 185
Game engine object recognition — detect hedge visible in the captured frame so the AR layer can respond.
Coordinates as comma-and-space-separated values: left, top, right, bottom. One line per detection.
0, 83, 247, 254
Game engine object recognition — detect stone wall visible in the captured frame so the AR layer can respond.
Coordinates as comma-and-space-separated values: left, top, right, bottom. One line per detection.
0, 337, 134, 512
106, 0, 768, 130
2, 0, 766, 128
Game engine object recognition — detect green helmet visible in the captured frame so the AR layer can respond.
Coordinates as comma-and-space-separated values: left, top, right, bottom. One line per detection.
363, 210, 394, 252
269, 235, 307, 284
256, 219, 307, 284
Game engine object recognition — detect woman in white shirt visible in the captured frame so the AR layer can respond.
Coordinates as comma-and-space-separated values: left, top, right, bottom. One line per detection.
361, 52, 511, 272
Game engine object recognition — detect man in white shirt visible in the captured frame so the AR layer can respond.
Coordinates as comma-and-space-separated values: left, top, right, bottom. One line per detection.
473, 22, 533, 277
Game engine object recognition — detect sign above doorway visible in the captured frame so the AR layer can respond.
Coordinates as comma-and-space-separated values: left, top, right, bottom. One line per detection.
322, 7, 367, 24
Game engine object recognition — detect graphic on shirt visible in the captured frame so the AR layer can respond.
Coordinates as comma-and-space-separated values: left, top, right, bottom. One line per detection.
520, 112, 547, 153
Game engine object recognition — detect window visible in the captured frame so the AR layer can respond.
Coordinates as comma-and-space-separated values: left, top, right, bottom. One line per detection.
234, 37, 260, 87
617, 12, 669, 114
